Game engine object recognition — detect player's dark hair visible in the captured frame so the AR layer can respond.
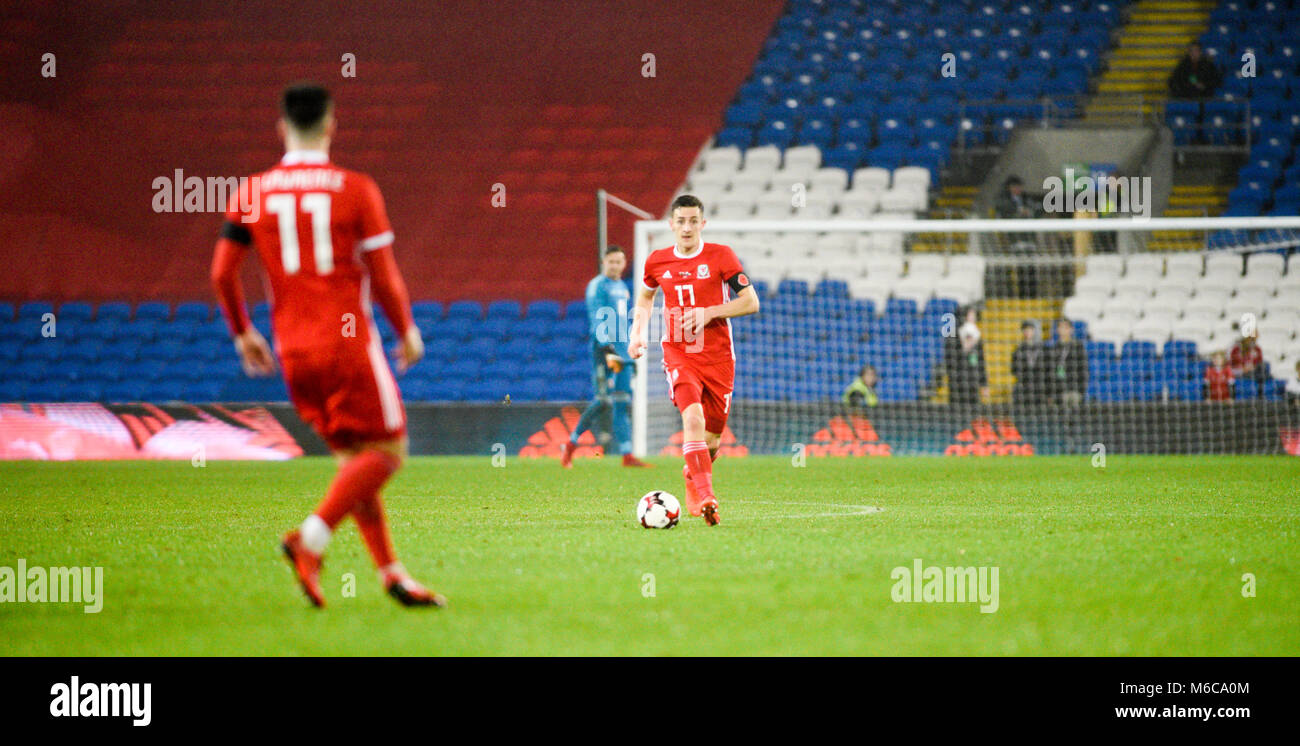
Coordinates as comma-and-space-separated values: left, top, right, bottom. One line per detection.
605, 245, 626, 256
281, 83, 332, 132
671, 194, 705, 216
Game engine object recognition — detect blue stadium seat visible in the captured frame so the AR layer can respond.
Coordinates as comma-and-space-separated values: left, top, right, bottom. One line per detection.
444, 301, 482, 321
18, 301, 54, 321
486, 300, 522, 320
58, 302, 94, 321
411, 300, 443, 320
174, 302, 211, 323
564, 300, 587, 320
135, 301, 171, 322
525, 300, 562, 321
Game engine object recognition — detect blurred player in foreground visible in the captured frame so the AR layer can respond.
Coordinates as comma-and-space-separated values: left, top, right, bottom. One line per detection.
561, 245, 650, 468
211, 84, 444, 608
628, 195, 759, 525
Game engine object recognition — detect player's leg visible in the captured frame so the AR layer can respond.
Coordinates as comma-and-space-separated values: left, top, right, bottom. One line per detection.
611, 362, 649, 467
277, 353, 334, 607
563, 352, 609, 467
666, 366, 708, 516
679, 401, 720, 523
680, 363, 733, 525
339, 437, 446, 608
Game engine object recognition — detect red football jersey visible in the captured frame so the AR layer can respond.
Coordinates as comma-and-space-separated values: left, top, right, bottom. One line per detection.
1205, 364, 1233, 401
224, 151, 394, 356
642, 242, 748, 365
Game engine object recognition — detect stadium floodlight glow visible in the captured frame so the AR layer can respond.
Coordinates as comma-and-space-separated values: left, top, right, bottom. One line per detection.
631, 216, 1300, 458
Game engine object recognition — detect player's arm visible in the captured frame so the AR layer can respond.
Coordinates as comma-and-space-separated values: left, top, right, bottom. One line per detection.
361, 244, 421, 372
211, 221, 276, 376
627, 286, 657, 360
357, 175, 422, 372
682, 277, 760, 336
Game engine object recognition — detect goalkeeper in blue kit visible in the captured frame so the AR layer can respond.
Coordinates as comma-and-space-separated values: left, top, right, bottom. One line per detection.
561, 245, 650, 468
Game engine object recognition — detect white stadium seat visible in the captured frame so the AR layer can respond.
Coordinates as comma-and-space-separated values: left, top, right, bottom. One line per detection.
796, 192, 834, 219
1074, 273, 1115, 297
1100, 306, 1141, 328
852, 167, 892, 191
813, 232, 856, 252
892, 276, 935, 305
728, 171, 770, 193
1246, 252, 1286, 277
754, 191, 793, 219
879, 187, 921, 213
863, 232, 904, 254
1084, 254, 1124, 278
1154, 275, 1196, 297
1063, 295, 1104, 324
1236, 276, 1278, 298
809, 167, 850, 193
1164, 252, 1204, 279
1190, 285, 1233, 307
846, 276, 893, 306
892, 166, 931, 192
782, 145, 821, 172
1180, 305, 1222, 328
948, 254, 986, 279
1204, 252, 1243, 279
1131, 316, 1173, 345
865, 254, 904, 280
769, 167, 815, 195
1115, 275, 1156, 298
1088, 318, 1132, 346
1150, 285, 1194, 308
835, 191, 880, 219
935, 273, 983, 304
907, 254, 946, 279
714, 195, 754, 219
700, 146, 742, 173
743, 145, 782, 173
1125, 253, 1165, 280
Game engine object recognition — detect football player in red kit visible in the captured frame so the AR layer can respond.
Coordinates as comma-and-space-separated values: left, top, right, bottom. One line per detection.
211, 84, 444, 608
628, 194, 760, 526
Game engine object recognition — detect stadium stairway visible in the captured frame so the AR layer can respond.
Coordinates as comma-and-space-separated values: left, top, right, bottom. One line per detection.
930, 185, 978, 218
1149, 183, 1231, 250
1085, 0, 1217, 122
982, 298, 1063, 403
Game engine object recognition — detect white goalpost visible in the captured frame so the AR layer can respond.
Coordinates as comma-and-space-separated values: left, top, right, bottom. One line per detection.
631, 215, 1300, 458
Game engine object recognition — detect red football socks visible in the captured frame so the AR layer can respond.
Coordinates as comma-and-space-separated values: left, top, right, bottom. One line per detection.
682, 441, 715, 500
352, 492, 397, 569
314, 449, 401, 529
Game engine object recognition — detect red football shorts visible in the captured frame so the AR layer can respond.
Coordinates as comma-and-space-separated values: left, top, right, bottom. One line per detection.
280, 338, 406, 451
664, 357, 735, 434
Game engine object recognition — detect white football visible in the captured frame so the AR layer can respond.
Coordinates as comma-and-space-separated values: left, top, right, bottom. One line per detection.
636, 490, 681, 529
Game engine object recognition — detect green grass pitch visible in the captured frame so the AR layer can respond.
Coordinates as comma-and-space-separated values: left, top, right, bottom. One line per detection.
1, 455, 1296, 656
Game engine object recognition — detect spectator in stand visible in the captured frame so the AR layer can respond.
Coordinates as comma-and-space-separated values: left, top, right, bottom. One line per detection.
1286, 361, 1300, 404
1168, 42, 1222, 100
1204, 350, 1234, 402
994, 176, 1044, 297
944, 306, 988, 405
994, 175, 1038, 219
1049, 318, 1088, 406
1229, 332, 1268, 397
842, 364, 879, 407
1010, 320, 1047, 406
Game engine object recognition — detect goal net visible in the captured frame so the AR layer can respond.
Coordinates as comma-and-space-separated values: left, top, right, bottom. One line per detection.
631, 216, 1300, 458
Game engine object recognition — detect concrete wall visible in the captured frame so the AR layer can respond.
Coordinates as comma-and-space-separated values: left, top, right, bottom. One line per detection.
975, 126, 1173, 221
